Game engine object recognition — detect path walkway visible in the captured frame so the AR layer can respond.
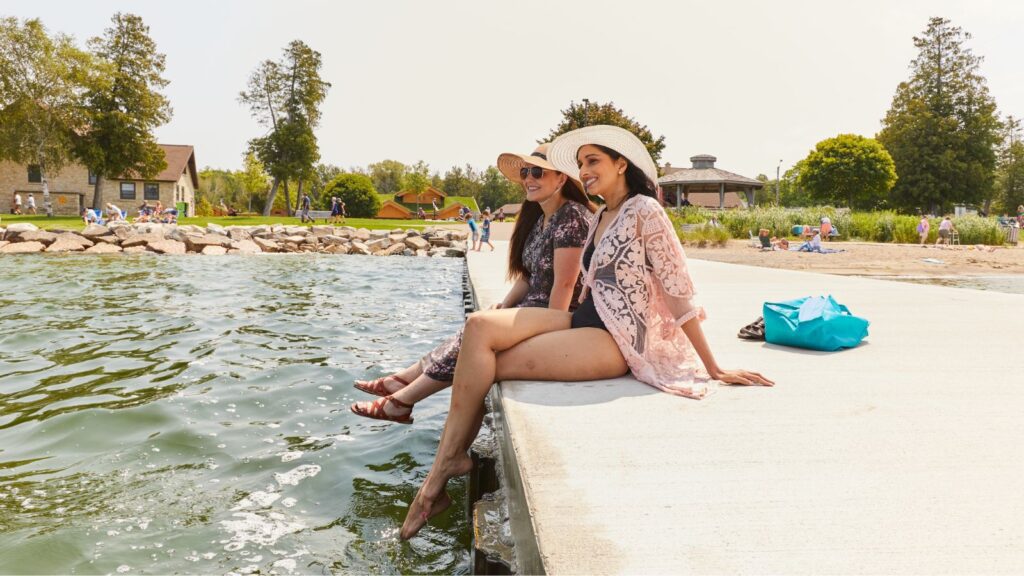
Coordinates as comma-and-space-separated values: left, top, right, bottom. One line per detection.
466, 240, 1024, 575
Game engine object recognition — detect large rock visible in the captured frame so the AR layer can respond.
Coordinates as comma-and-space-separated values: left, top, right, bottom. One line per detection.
283, 226, 307, 236
5, 223, 39, 234
206, 222, 227, 235
122, 245, 149, 254
379, 243, 408, 256
389, 233, 408, 244
81, 224, 111, 238
121, 233, 164, 248
112, 226, 134, 240
44, 238, 87, 252
16, 230, 59, 245
0, 241, 45, 254
250, 226, 271, 237
428, 237, 451, 247
320, 235, 349, 246
445, 247, 467, 258
0, 240, 7, 250
404, 236, 431, 251
54, 233, 94, 248
349, 241, 371, 255
166, 227, 189, 242
201, 245, 228, 255
311, 225, 334, 237
323, 244, 350, 254
253, 237, 281, 252
184, 234, 232, 252
148, 239, 187, 254
365, 238, 389, 252
231, 239, 261, 254
84, 243, 123, 254
90, 234, 119, 245
406, 229, 421, 237
228, 228, 252, 241
282, 235, 307, 244
369, 229, 389, 239
353, 228, 372, 241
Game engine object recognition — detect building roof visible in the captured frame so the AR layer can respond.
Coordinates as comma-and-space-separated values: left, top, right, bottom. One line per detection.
396, 185, 446, 198
120, 144, 199, 188
658, 154, 762, 188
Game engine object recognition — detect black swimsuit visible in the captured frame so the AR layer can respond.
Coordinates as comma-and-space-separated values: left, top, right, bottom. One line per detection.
571, 232, 609, 332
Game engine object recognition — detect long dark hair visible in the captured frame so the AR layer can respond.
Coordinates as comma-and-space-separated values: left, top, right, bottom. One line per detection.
508, 177, 595, 281
594, 144, 658, 199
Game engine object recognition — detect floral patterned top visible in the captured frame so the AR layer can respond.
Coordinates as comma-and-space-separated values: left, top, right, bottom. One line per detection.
579, 194, 710, 398
520, 201, 593, 309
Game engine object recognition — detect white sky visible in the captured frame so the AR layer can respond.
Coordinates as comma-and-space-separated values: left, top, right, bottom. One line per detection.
6, 0, 1023, 178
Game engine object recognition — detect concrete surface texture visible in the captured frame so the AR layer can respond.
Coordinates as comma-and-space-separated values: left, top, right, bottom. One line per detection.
467, 241, 1024, 575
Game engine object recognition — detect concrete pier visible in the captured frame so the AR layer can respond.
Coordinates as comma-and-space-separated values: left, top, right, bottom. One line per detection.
466, 241, 1024, 574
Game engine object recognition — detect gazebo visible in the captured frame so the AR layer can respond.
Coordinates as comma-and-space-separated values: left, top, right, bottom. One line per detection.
658, 155, 763, 209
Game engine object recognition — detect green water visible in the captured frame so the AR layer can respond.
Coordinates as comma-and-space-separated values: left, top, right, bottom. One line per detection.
0, 254, 470, 574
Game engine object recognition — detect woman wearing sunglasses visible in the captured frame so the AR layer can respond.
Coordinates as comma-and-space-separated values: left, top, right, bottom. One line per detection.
399, 126, 773, 540
351, 144, 595, 424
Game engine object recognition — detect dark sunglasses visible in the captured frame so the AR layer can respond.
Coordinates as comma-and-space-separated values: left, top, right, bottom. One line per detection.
519, 166, 547, 180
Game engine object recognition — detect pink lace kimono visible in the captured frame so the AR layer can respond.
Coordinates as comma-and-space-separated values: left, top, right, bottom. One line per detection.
579, 194, 713, 398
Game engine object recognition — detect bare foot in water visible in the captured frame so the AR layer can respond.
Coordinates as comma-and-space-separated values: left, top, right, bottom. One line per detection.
400, 454, 472, 540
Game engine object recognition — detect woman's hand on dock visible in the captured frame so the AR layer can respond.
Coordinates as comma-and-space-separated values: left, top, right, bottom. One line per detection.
713, 369, 774, 387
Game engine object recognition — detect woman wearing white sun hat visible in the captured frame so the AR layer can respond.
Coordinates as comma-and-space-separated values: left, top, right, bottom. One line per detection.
399, 125, 773, 541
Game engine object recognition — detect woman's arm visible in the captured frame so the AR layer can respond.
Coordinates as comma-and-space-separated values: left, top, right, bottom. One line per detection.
547, 246, 584, 311
493, 277, 529, 309
680, 317, 773, 386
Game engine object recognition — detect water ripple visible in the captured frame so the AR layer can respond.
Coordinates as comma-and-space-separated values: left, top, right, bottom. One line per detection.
0, 254, 470, 574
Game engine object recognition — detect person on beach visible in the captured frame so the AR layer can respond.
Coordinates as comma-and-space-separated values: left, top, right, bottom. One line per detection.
397, 126, 772, 540
350, 143, 595, 424
820, 216, 832, 240
479, 209, 495, 251
918, 215, 930, 244
936, 216, 956, 246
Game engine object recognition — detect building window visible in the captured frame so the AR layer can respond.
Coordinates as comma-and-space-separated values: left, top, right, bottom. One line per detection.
120, 182, 136, 200
144, 182, 160, 200
88, 170, 97, 185
28, 165, 41, 183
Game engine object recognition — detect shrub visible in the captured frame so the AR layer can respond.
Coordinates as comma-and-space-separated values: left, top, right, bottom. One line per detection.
953, 215, 1004, 245
323, 174, 381, 218
195, 195, 214, 217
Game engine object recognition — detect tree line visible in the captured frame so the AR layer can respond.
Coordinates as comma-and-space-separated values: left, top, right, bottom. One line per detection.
762, 17, 1023, 215
0, 14, 170, 217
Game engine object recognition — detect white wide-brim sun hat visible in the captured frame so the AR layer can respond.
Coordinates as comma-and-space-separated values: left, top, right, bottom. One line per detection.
546, 125, 660, 190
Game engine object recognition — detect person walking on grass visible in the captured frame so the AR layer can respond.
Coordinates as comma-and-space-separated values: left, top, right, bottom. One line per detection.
26, 193, 36, 215
300, 193, 312, 223
13, 193, 22, 215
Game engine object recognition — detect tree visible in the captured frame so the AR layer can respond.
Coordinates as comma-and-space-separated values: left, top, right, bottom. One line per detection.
477, 166, 521, 212
239, 40, 329, 215
323, 173, 380, 218
367, 159, 407, 194
545, 100, 667, 167
877, 17, 1002, 213
238, 152, 269, 212
797, 134, 897, 209
996, 115, 1024, 212
76, 13, 171, 210
0, 18, 99, 217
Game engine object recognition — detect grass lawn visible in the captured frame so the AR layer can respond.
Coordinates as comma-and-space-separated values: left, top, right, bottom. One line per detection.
0, 214, 463, 232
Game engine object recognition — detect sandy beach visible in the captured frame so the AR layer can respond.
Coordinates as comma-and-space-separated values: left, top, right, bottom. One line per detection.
473, 222, 1024, 277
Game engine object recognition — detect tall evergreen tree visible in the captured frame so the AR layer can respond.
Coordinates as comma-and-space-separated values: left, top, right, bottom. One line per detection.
996, 116, 1024, 213
877, 17, 1001, 213
239, 40, 329, 216
76, 13, 171, 210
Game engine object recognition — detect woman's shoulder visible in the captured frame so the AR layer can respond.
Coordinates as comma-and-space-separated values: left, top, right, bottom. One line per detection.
555, 201, 593, 225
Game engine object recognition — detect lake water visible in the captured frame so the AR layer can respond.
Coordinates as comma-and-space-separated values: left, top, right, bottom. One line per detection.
0, 254, 470, 574
882, 275, 1024, 295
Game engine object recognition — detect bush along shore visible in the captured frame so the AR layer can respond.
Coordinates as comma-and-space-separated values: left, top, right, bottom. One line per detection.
0, 222, 470, 257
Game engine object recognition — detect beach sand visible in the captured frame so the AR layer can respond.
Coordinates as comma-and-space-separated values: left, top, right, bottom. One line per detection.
450, 222, 1024, 277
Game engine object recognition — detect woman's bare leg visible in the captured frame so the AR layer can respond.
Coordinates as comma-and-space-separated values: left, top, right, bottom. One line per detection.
400, 311, 629, 539
351, 372, 452, 419
353, 360, 426, 396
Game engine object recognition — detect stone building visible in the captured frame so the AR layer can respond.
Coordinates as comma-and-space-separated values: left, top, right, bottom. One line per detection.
0, 144, 198, 216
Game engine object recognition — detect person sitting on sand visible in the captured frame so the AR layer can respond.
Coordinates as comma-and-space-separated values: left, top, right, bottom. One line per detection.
820, 216, 832, 240
795, 231, 844, 253
771, 237, 789, 250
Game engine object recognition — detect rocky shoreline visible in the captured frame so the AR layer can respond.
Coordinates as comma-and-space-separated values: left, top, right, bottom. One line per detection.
0, 222, 470, 257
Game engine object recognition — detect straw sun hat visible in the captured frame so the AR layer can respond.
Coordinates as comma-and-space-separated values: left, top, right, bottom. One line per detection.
497, 143, 584, 192
546, 125, 660, 190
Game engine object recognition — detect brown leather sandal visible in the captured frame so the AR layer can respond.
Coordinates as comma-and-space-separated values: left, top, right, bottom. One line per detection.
354, 375, 410, 397
350, 395, 414, 424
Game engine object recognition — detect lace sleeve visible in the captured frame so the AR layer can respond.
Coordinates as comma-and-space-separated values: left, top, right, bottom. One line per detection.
639, 200, 702, 327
